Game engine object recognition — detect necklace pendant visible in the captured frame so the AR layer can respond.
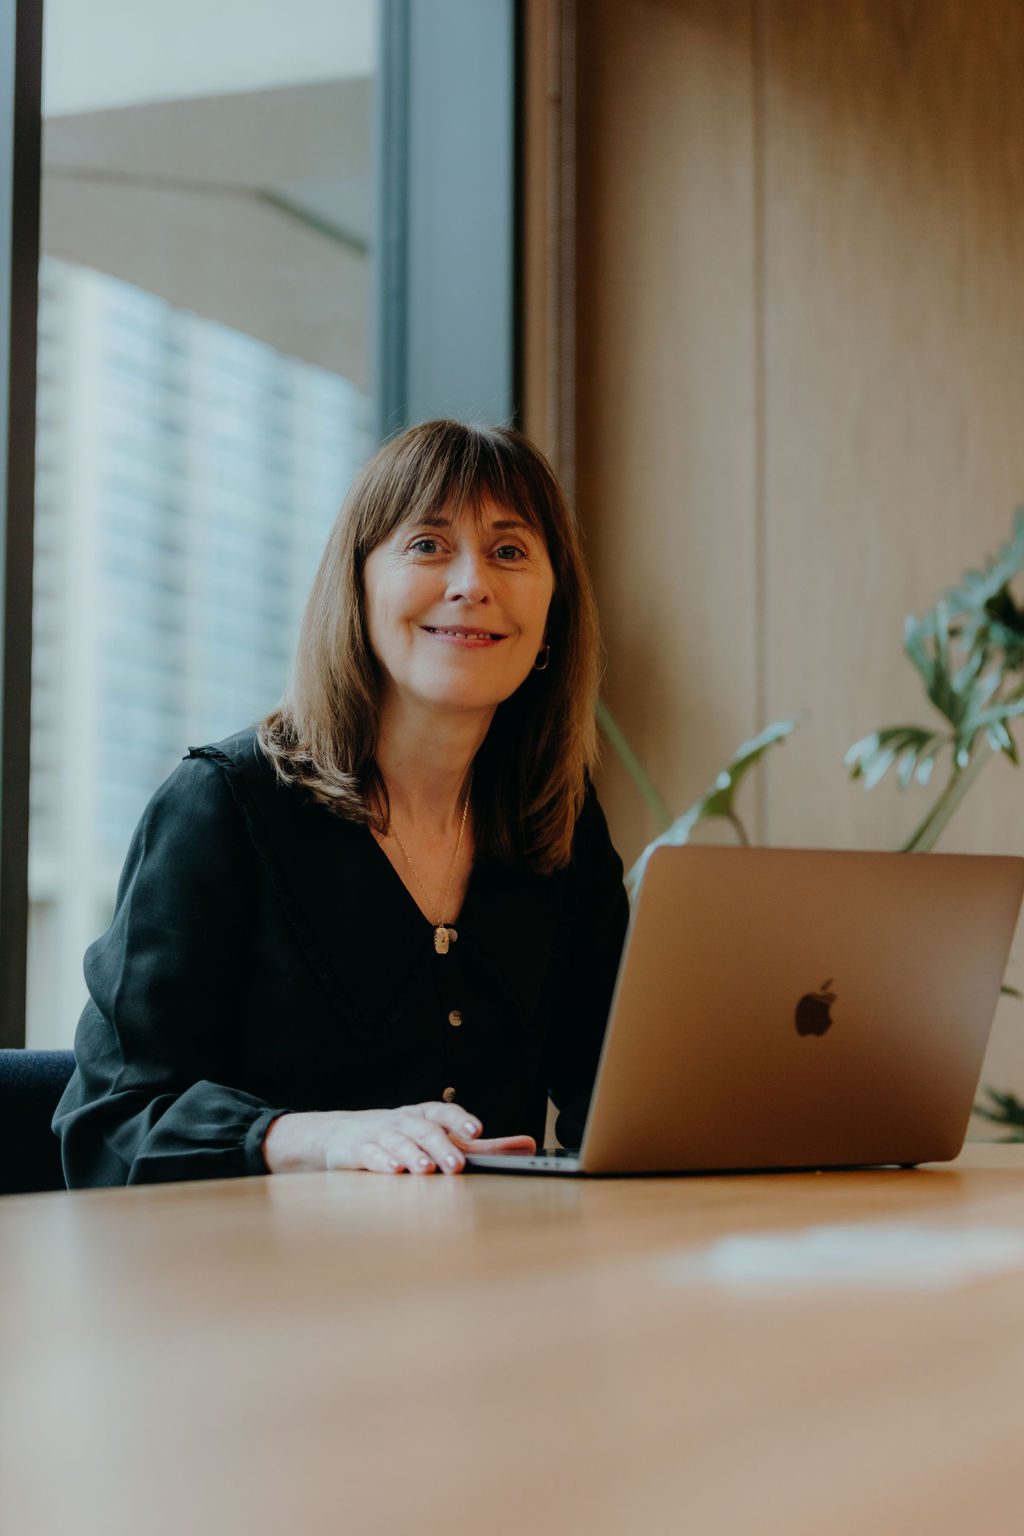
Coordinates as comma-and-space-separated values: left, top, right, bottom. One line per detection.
434, 925, 450, 955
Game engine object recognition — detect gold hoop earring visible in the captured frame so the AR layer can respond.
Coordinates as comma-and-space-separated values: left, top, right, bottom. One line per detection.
533, 643, 550, 672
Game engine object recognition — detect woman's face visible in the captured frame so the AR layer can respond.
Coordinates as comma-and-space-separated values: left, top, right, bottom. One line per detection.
362, 497, 554, 724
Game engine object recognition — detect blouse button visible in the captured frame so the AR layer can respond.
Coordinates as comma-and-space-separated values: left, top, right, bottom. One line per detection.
448, 1009, 463, 1027
442, 1086, 457, 1103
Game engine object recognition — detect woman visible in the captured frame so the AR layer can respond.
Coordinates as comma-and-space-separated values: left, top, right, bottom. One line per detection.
54, 421, 628, 1185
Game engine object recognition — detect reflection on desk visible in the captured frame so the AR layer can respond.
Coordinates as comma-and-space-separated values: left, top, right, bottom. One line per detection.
4, 1145, 1024, 1536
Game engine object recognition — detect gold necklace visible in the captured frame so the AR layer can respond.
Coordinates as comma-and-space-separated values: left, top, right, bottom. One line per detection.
388, 775, 472, 954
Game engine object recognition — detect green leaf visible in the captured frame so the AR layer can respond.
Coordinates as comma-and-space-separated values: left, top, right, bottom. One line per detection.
897, 750, 919, 790
903, 614, 934, 691
902, 606, 1009, 741
625, 717, 802, 897
986, 721, 1020, 764
932, 603, 956, 717
699, 718, 801, 818
898, 515, 1024, 748
968, 696, 1024, 729
945, 508, 1024, 630
914, 747, 939, 787
973, 1085, 1024, 1136
969, 667, 1001, 710
845, 726, 948, 792
932, 512, 1024, 671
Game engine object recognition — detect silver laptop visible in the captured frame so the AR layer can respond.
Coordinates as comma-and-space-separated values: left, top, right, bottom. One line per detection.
465, 845, 1024, 1175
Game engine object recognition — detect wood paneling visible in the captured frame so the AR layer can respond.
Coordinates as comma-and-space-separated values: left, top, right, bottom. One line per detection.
521, 0, 554, 454
761, 0, 1024, 857
576, 0, 759, 866
574, 0, 1024, 864
521, 0, 575, 471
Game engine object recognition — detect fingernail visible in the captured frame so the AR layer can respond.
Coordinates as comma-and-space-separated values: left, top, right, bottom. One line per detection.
463, 1120, 480, 1137
387, 1159, 401, 1172
417, 1156, 433, 1170
445, 1154, 461, 1171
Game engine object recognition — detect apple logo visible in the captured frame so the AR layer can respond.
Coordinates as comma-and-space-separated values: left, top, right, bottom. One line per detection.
795, 979, 837, 1036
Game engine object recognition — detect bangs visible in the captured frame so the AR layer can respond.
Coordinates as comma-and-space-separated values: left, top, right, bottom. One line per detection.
357, 423, 553, 557
399, 485, 548, 540
460, 477, 549, 541
446, 442, 550, 539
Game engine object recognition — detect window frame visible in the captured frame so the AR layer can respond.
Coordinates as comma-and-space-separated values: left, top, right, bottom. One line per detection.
0, 0, 41, 1049
374, 0, 518, 437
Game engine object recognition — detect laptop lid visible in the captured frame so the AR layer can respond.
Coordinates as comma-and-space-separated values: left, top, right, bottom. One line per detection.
579, 845, 1024, 1174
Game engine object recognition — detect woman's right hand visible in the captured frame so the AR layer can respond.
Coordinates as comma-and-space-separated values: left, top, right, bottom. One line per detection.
262, 1103, 536, 1175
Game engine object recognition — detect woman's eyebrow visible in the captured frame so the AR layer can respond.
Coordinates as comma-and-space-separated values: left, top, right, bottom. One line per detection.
405, 512, 452, 530
406, 511, 537, 535
489, 518, 535, 534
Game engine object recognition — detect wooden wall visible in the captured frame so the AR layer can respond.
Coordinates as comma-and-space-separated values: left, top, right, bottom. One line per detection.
563, 0, 1024, 1115
575, 0, 759, 862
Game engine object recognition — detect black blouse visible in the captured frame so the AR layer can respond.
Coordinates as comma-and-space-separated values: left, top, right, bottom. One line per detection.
54, 728, 629, 1186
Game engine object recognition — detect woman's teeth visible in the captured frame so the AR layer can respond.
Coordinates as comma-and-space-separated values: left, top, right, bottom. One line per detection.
426, 628, 500, 639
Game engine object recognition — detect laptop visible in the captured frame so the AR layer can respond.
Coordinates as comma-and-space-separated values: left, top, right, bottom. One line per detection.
464, 844, 1024, 1175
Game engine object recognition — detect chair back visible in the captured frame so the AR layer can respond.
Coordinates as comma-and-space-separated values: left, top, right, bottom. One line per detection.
0, 1049, 75, 1195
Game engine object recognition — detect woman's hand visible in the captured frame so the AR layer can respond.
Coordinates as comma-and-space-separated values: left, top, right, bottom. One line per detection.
262, 1103, 535, 1175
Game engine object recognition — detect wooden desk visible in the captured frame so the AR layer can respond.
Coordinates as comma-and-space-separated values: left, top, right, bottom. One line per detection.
4, 1146, 1024, 1535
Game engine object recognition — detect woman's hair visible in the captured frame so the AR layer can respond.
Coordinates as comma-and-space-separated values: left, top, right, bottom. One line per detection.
258, 419, 601, 872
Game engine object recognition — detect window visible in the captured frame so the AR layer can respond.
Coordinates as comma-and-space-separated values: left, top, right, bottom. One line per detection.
0, 0, 517, 1047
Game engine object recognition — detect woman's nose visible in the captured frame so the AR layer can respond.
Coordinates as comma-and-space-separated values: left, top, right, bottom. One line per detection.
446, 546, 492, 603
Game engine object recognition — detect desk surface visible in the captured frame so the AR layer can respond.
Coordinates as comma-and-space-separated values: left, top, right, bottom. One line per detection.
5, 1146, 1024, 1536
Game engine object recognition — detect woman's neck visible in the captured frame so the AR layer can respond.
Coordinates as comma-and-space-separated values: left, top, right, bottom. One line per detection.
374, 699, 492, 833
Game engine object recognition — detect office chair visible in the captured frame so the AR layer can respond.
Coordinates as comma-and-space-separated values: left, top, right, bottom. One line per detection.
0, 1049, 75, 1195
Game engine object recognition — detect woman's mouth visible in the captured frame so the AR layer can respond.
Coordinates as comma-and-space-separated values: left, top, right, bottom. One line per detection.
421, 626, 506, 642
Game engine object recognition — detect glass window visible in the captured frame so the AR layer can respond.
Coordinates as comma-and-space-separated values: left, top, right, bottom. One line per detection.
28, 1, 378, 1044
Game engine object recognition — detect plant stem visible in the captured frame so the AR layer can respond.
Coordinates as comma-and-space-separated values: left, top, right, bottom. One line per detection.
725, 811, 751, 847
902, 744, 992, 852
595, 698, 674, 833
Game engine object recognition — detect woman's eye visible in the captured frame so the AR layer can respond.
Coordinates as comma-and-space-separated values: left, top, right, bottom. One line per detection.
410, 538, 440, 555
495, 544, 525, 561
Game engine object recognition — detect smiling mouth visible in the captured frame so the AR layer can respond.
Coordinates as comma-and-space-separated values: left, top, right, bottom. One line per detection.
422, 626, 506, 641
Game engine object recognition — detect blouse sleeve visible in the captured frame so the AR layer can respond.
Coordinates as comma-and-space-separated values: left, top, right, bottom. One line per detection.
545, 787, 630, 1146
53, 754, 287, 1187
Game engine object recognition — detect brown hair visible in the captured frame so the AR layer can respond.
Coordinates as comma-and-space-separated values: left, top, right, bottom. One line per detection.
258, 419, 601, 872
